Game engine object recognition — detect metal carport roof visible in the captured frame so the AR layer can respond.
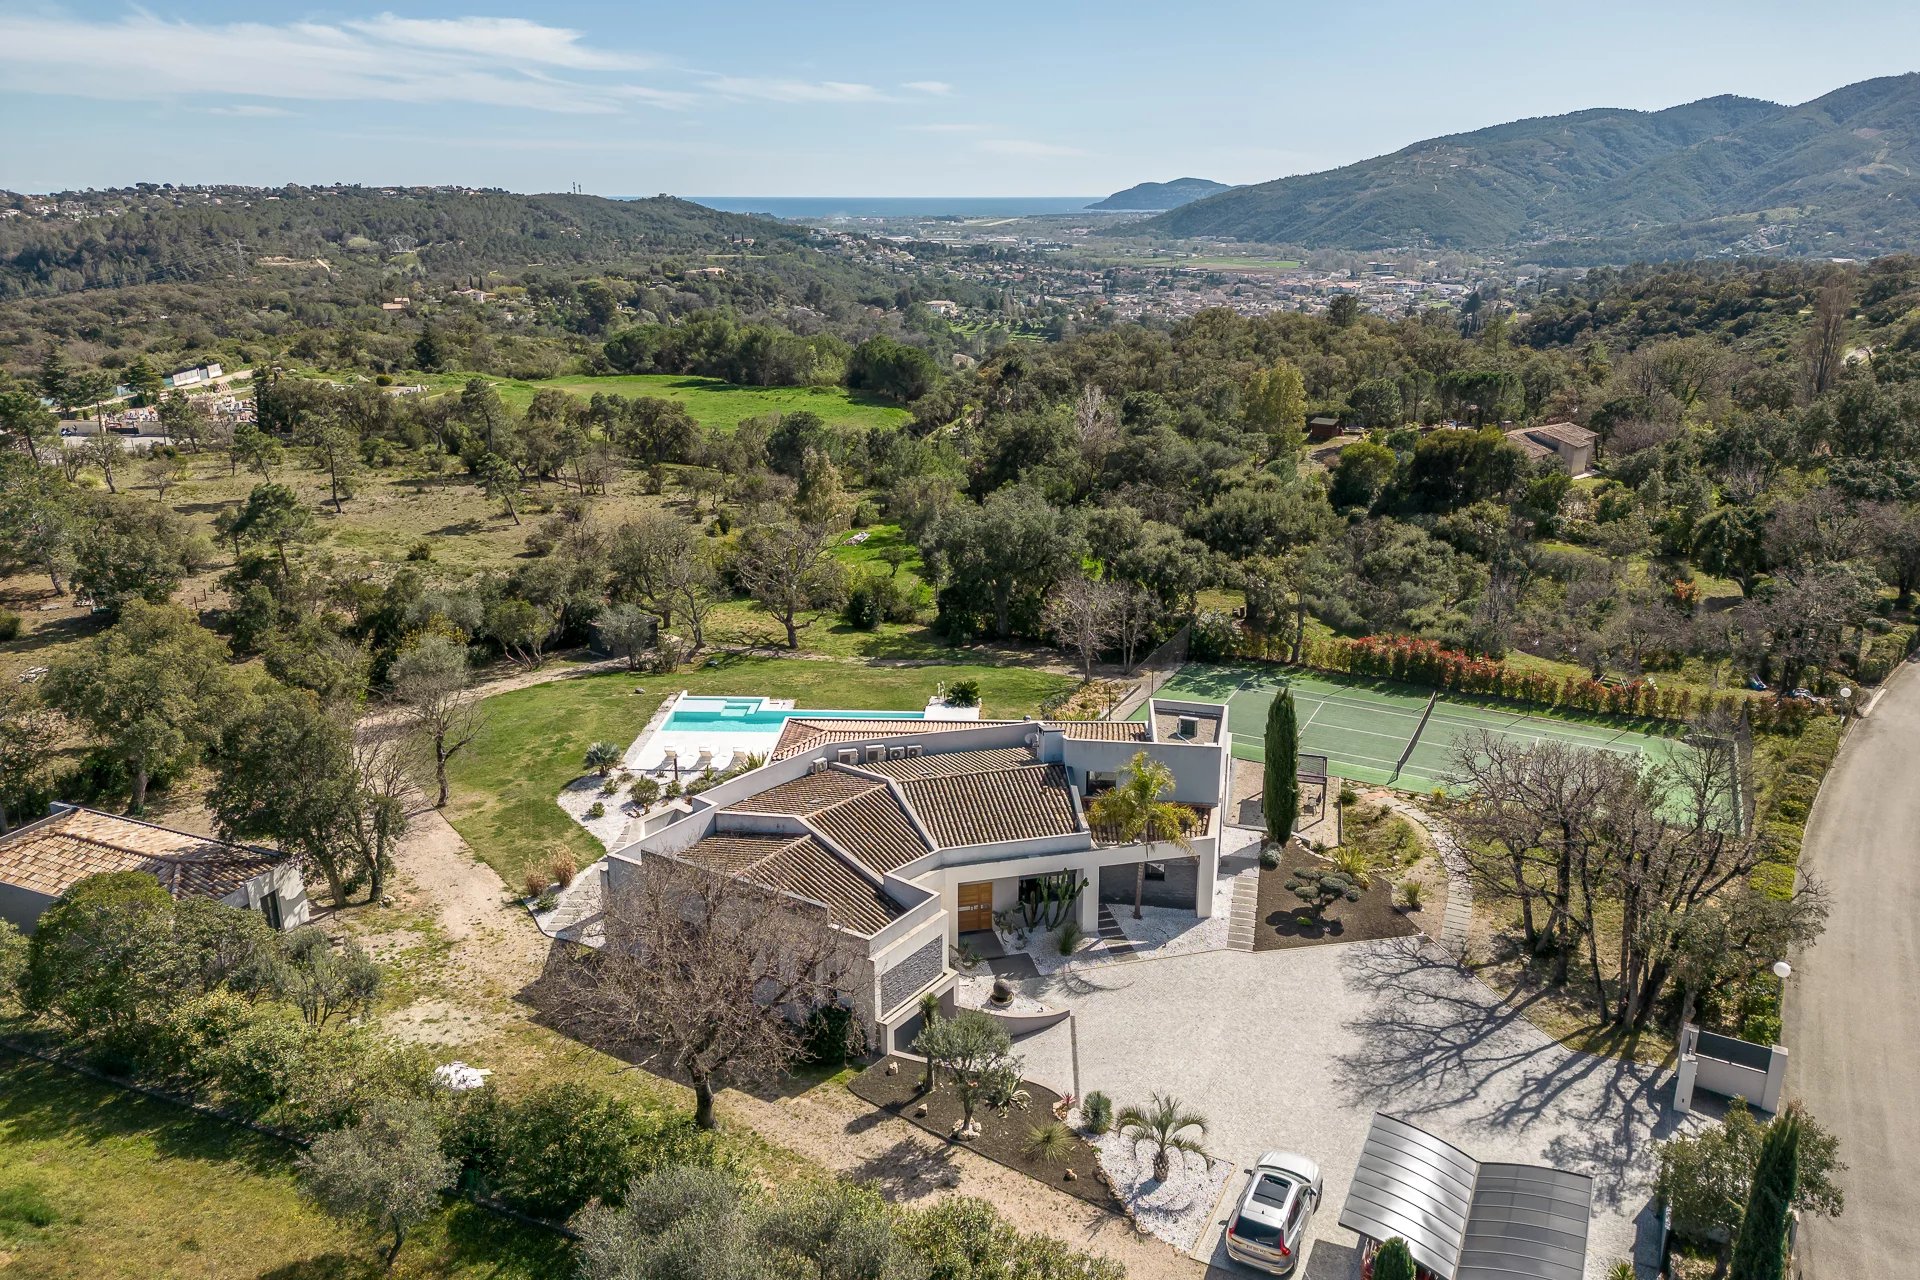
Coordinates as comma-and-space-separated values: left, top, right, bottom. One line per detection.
1338, 1113, 1594, 1280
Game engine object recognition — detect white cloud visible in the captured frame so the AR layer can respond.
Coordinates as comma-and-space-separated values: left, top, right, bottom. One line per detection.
203, 104, 295, 118
341, 14, 656, 71
902, 80, 952, 95
0, 11, 675, 114
700, 76, 891, 104
977, 138, 1087, 158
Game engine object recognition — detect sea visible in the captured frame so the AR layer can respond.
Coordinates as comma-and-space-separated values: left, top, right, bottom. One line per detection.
669, 196, 1105, 219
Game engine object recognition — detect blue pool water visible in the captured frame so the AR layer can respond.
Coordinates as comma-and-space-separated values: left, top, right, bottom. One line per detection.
662, 697, 924, 734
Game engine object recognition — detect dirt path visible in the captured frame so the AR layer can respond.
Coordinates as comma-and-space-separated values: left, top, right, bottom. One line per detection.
720, 1084, 1211, 1279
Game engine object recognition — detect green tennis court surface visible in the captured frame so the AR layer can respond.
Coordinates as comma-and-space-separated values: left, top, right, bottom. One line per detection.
1145, 663, 1692, 794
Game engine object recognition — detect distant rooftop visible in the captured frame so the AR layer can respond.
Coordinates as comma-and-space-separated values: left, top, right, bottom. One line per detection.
0, 806, 281, 904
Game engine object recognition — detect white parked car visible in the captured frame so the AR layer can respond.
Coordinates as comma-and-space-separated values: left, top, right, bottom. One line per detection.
1224, 1150, 1322, 1274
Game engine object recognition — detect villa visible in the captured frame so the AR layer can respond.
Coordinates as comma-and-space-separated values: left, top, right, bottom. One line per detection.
606, 696, 1232, 1052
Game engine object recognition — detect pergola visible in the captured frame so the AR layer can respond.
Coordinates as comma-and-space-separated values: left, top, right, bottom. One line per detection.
1339, 1112, 1594, 1280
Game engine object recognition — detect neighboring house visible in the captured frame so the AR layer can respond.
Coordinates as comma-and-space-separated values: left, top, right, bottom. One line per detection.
0, 804, 309, 934
1307, 414, 1342, 442
1505, 420, 1597, 475
608, 699, 1231, 1052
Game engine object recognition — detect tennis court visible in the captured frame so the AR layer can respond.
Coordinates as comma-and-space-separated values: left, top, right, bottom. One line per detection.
1146, 663, 1693, 794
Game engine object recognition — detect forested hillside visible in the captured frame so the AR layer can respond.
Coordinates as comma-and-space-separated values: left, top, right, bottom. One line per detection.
1125, 73, 1920, 263
0, 186, 996, 387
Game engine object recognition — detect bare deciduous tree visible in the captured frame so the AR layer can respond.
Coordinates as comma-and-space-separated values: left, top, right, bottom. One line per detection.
389, 635, 485, 808
1803, 282, 1850, 399
1042, 574, 1119, 678
554, 856, 856, 1129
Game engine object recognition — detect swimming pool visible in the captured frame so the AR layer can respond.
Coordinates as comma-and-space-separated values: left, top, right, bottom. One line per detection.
662, 696, 926, 733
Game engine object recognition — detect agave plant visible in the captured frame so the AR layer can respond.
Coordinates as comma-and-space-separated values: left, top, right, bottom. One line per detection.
1115, 1092, 1208, 1182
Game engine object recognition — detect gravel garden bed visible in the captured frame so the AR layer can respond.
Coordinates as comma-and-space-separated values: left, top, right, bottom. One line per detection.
1092, 1130, 1235, 1254
1252, 847, 1419, 950
847, 1055, 1122, 1212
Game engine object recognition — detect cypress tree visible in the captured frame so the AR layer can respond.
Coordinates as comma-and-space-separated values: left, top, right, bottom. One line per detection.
1264, 689, 1300, 845
1730, 1106, 1802, 1280
1372, 1238, 1417, 1280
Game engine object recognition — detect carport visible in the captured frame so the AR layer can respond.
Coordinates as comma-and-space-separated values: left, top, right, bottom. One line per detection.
1339, 1112, 1594, 1280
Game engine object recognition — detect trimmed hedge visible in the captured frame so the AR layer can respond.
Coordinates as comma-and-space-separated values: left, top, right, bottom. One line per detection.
1232, 628, 1824, 729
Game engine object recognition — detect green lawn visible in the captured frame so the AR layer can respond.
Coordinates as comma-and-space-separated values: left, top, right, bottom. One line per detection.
413, 371, 913, 431
0, 1053, 569, 1280
441, 658, 1076, 886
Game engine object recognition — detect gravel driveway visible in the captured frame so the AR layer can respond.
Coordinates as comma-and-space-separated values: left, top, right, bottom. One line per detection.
1035, 939, 1680, 1279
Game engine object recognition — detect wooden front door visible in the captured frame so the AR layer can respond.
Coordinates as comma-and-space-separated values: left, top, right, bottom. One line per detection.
956, 881, 994, 933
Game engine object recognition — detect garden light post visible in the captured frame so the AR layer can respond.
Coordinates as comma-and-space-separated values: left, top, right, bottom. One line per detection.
1773, 959, 1791, 1024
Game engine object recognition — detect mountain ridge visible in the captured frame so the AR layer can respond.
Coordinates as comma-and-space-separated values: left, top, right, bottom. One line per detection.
1087, 177, 1233, 210
1119, 74, 1920, 262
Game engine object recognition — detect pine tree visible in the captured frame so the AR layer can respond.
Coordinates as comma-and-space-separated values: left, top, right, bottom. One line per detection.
1264, 689, 1300, 845
1373, 1238, 1417, 1280
1730, 1106, 1802, 1280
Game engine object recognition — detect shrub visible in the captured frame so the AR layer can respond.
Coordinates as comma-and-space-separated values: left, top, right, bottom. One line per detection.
1338, 786, 1358, 806
798, 1002, 862, 1067
943, 678, 980, 708
586, 801, 606, 820
0, 609, 21, 642
1187, 609, 1239, 662
1373, 1238, 1417, 1280
453, 1083, 651, 1219
584, 741, 621, 777
1396, 880, 1426, 911
1742, 1012, 1782, 1045
1258, 845, 1281, 870
1023, 1121, 1074, 1166
629, 775, 661, 808
534, 889, 559, 913
405, 540, 432, 561
599, 777, 619, 796
548, 852, 578, 889
522, 869, 548, 899
1081, 1091, 1113, 1135
1055, 918, 1083, 956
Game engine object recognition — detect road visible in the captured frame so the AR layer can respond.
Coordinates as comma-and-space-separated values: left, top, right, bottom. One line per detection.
1786, 664, 1920, 1277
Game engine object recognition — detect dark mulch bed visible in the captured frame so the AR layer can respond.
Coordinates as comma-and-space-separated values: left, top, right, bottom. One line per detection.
1252, 850, 1420, 951
847, 1055, 1123, 1212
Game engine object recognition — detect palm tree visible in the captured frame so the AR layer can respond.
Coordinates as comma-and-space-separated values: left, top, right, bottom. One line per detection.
584, 741, 621, 777
1116, 1092, 1208, 1182
1087, 751, 1198, 919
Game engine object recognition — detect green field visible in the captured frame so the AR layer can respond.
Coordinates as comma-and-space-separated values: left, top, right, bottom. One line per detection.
415, 372, 913, 431
0, 1052, 566, 1280
1149, 663, 1693, 793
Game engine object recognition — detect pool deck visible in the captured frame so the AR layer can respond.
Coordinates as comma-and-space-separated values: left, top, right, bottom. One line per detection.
619, 691, 952, 778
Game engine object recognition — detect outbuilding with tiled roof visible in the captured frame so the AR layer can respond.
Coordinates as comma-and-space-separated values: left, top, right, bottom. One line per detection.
0, 804, 309, 934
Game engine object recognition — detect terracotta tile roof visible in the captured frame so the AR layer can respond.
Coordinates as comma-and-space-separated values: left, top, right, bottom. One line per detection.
897, 764, 1080, 848
808, 788, 932, 875
860, 747, 1036, 781
0, 807, 281, 903
676, 833, 899, 936
1504, 428, 1556, 462
726, 770, 883, 816
770, 716, 1013, 761
1044, 719, 1151, 741
1532, 420, 1597, 447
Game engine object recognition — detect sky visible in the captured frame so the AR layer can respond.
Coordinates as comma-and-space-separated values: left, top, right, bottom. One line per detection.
3, 1, 1919, 197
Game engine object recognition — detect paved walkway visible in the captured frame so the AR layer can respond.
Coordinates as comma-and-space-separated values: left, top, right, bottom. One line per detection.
1785, 664, 1920, 1279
